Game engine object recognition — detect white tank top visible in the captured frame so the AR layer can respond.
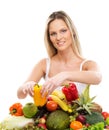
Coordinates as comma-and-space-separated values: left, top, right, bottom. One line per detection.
45, 58, 88, 94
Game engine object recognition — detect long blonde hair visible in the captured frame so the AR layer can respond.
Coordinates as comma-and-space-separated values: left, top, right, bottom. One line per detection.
44, 10, 82, 58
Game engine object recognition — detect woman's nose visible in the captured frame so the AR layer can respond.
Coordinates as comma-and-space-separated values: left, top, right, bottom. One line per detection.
56, 33, 62, 40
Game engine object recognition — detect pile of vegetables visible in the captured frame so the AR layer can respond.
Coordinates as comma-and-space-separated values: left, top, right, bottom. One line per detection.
0, 83, 109, 130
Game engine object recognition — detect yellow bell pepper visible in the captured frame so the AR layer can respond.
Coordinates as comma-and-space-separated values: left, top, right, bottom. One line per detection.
33, 84, 47, 107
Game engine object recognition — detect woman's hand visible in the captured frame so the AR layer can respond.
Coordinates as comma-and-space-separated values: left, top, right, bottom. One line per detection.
17, 81, 36, 98
41, 72, 67, 97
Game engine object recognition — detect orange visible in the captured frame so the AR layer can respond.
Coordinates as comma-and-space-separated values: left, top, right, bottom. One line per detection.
70, 120, 83, 130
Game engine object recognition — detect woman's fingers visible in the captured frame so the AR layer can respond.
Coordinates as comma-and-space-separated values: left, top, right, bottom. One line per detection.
41, 83, 54, 97
41, 84, 50, 97
28, 86, 34, 96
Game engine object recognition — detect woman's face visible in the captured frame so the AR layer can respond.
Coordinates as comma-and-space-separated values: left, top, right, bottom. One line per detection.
49, 19, 73, 51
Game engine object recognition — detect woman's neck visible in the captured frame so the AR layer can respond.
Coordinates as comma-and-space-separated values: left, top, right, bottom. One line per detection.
57, 50, 78, 63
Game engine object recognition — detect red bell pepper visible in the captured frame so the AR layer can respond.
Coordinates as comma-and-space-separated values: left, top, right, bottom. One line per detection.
62, 83, 78, 102
62, 86, 73, 101
69, 83, 79, 100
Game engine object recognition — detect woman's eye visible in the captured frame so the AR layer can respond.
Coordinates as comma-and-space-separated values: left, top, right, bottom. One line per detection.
60, 29, 67, 33
50, 32, 56, 36
50, 29, 67, 37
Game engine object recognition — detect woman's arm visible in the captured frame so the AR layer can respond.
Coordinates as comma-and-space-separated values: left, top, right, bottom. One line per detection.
41, 60, 102, 96
17, 58, 46, 99
66, 60, 102, 84
65, 71, 102, 84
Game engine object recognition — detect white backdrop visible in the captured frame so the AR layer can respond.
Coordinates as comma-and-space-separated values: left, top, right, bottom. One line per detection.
0, 0, 109, 121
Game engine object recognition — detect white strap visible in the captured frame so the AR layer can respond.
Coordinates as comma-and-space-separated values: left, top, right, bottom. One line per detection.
80, 59, 89, 71
45, 58, 89, 78
45, 58, 50, 80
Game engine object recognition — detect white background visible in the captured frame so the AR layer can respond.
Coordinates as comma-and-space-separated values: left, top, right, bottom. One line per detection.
0, 0, 109, 121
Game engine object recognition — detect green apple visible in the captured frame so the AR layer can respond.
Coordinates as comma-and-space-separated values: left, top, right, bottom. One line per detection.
23, 102, 38, 118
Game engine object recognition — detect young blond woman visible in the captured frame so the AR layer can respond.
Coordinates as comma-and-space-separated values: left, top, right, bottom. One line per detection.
17, 10, 102, 99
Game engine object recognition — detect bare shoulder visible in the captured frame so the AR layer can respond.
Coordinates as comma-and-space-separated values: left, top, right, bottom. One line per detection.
24, 58, 48, 82
38, 58, 47, 65
35, 58, 47, 70
82, 59, 100, 71
39, 58, 49, 75
31, 58, 47, 74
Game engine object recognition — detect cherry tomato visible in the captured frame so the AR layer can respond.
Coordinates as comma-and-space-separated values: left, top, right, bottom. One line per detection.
47, 96, 53, 101
46, 101, 58, 111
102, 111, 109, 120
70, 120, 83, 130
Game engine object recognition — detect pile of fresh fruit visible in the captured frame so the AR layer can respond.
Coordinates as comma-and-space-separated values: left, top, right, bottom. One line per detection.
0, 83, 109, 130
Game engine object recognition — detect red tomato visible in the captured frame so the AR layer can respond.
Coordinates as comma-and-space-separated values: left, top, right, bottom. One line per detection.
46, 101, 58, 111
102, 111, 109, 120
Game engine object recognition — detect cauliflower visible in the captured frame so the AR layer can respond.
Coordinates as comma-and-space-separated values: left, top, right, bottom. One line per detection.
0, 115, 34, 129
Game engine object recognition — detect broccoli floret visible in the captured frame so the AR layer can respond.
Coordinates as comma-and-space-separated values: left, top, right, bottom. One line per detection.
85, 111, 104, 125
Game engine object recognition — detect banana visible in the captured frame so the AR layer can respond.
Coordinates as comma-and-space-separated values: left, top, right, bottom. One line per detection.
52, 90, 66, 100
49, 95, 69, 112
